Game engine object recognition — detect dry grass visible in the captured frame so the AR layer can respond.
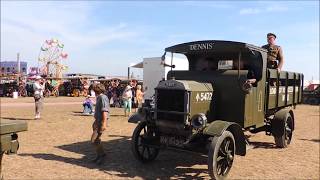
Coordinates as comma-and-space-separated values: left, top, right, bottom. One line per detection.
1, 97, 319, 179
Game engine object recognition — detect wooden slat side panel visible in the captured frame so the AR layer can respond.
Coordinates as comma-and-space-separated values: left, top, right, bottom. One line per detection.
0, 120, 28, 135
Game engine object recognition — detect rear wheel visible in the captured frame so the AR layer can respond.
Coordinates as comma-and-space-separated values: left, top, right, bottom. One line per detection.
273, 114, 293, 148
208, 131, 235, 180
131, 121, 159, 163
309, 98, 319, 105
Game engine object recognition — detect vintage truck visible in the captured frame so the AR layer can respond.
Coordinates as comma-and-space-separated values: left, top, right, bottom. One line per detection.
0, 120, 28, 179
303, 83, 320, 105
128, 40, 303, 179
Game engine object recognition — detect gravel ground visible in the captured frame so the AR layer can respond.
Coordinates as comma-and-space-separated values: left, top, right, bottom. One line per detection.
0, 97, 319, 179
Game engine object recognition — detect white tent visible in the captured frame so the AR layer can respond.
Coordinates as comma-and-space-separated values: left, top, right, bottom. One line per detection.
130, 62, 143, 69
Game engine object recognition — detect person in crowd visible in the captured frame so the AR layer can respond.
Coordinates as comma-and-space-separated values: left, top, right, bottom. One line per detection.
136, 84, 144, 108
106, 86, 113, 104
26, 83, 34, 97
122, 84, 133, 116
131, 83, 137, 112
91, 83, 109, 165
18, 80, 26, 97
44, 79, 53, 97
112, 85, 120, 108
82, 79, 90, 96
83, 95, 94, 114
33, 76, 45, 119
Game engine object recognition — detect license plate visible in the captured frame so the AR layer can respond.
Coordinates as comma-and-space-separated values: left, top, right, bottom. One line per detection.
160, 136, 185, 147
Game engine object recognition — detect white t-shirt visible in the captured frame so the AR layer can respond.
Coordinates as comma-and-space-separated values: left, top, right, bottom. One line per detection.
90, 90, 96, 97
123, 89, 132, 100
34, 82, 45, 96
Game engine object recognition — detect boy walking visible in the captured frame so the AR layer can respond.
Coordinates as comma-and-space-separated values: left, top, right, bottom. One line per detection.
91, 83, 109, 165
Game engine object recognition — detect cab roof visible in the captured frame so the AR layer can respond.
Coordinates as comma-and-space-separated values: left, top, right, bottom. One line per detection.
165, 40, 267, 55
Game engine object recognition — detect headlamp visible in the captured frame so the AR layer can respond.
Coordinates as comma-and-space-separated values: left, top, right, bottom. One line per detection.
191, 113, 207, 129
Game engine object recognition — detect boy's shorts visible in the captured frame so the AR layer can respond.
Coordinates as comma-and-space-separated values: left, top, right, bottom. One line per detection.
91, 120, 103, 144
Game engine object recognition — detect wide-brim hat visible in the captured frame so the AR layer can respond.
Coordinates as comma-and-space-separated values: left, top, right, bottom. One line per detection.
35, 75, 42, 80
125, 85, 132, 90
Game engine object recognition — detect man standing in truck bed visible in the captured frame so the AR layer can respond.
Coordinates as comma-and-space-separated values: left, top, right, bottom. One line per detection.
262, 33, 284, 72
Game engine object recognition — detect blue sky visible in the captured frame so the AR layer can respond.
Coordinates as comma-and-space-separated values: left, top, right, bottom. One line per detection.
1, 1, 319, 80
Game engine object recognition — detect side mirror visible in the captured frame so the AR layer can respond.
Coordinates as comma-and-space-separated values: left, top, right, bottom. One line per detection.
161, 52, 166, 61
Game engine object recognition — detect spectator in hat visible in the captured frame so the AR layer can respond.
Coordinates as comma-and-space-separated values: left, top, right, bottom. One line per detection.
33, 76, 45, 119
122, 84, 133, 116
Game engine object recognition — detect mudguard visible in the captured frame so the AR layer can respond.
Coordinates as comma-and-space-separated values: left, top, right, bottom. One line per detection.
272, 108, 295, 137
203, 120, 246, 156
128, 107, 153, 124
128, 113, 145, 124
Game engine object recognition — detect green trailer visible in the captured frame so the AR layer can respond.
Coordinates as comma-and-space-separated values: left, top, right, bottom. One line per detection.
0, 120, 28, 179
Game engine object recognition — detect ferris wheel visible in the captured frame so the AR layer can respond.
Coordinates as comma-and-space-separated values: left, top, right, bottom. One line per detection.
38, 38, 68, 78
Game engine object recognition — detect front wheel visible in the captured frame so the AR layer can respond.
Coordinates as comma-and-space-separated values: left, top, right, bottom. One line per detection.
208, 131, 235, 180
131, 121, 159, 163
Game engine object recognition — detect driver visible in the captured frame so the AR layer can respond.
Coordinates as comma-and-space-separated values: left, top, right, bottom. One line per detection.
195, 57, 218, 71
233, 60, 257, 86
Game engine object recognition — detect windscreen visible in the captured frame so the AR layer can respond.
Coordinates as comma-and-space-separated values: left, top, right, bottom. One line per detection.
186, 50, 263, 80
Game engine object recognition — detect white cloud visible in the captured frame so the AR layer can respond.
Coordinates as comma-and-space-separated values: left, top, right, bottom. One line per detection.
180, 1, 233, 8
1, 1, 140, 73
239, 8, 261, 15
1, 2, 137, 48
266, 6, 288, 12
239, 5, 288, 15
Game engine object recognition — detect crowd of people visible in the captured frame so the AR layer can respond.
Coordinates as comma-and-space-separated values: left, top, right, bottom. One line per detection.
83, 79, 144, 117
28, 75, 144, 120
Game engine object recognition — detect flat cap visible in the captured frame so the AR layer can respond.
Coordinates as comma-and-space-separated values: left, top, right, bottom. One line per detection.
267, 33, 277, 38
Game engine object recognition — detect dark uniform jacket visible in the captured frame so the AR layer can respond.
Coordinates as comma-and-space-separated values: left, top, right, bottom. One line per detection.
262, 44, 284, 68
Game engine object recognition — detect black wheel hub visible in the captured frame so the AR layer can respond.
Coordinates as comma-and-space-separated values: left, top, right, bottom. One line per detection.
132, 123, 160, 162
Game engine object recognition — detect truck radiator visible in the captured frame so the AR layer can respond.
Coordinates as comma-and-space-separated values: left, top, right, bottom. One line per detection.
156, 89, 186, 122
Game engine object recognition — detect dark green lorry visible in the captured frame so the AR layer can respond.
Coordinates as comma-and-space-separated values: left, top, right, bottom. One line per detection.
128, 40, 303, 180
303, 85, 320, 105
0, 120, 27, 179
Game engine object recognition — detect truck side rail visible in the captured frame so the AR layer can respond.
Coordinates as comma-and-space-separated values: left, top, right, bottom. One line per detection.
266, 69, 303, 111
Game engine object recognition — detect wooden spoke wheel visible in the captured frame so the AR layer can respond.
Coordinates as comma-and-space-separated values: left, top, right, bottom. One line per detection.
208, 131, 235, 180
131, 121, 159, 163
